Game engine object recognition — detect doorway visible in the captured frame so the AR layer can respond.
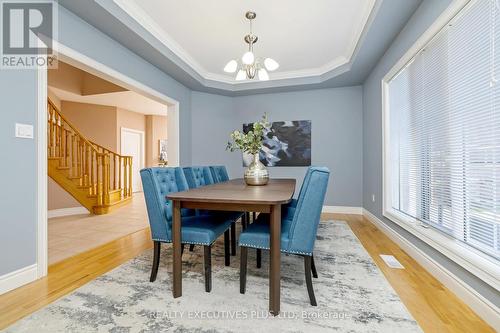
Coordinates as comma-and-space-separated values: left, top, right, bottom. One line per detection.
121, 127, 145, 192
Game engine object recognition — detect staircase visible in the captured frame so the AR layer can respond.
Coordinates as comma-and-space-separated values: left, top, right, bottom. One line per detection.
47, 99, 133, 214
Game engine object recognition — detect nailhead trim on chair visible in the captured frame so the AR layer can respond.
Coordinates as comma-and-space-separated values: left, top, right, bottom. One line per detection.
153, 238, 211, 246
239, 243, 312, 256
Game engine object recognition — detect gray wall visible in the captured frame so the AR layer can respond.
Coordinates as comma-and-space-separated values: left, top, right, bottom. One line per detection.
191, 87, 363, 207
0, 70, 38, 275
362, 0, 500, 306
0, 5, 193, 276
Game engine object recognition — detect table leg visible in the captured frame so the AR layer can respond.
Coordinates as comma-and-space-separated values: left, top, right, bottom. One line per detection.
269, 204, 281, 316
172, 200, 182, 298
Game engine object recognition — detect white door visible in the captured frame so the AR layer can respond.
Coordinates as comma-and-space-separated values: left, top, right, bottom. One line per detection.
121, 128, 144, 192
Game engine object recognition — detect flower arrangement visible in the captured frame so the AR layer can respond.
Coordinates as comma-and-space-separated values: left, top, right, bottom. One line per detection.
226, 114, 270, 155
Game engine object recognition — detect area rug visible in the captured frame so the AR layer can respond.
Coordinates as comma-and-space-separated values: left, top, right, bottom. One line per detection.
4, 221, 421, 333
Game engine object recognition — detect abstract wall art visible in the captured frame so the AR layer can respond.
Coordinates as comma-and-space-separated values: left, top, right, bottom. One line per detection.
243, 120, 311, 167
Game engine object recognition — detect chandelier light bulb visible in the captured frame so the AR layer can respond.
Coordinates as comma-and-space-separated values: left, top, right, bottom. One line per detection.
264, 58, 279, 71
242, 51, 255, 65
235, 70, 247, 81
224, 60, 238, 73
258, 68, 269, 81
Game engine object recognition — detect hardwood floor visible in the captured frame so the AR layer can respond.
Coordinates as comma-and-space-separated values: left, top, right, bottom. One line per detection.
325, 213, 495, 333
0, 228, 152, 330
0, 214, 494, 332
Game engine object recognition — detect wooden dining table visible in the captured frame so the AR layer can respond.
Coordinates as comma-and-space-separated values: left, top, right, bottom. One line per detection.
167, 178, 296, 315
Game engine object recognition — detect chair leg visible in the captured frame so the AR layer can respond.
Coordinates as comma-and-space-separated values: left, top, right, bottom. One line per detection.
230, 223, 236, 256
252, 212, 256, 222
242, 213, 247, 230
304, 256, 317, 306
311, 254, 318, 278
150, 241, 161, 282
224, 230, 230, 266
240, 246, 248, 294
204, 245, 212, 292
256, 249, 262, 268
189, 244, 195, 252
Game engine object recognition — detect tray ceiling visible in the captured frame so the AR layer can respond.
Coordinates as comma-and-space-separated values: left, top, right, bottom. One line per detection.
113, 0, 376, 84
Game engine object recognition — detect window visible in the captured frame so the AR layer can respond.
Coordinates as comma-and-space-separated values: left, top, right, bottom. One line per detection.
385, 0, 500, 266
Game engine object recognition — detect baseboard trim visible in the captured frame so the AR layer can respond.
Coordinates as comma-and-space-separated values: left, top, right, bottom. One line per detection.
48, 207, 89, 219
0, 264, 38, 295
322, 206, 363, 214
362, 208, 500, 329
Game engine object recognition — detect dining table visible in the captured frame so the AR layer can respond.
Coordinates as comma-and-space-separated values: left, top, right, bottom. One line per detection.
167, 178, 296, 316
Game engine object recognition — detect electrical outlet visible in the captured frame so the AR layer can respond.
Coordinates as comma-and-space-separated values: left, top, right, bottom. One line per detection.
372, 194, 375, 203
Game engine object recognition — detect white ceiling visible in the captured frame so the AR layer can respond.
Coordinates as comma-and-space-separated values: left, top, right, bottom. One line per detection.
49, 87, 168, 116
114, 0, 376, 83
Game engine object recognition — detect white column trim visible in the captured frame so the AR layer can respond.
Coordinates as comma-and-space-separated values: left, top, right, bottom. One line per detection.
0, 264, 38, 295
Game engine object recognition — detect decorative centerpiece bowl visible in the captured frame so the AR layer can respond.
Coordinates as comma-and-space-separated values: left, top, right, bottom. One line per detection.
227, 114, 270, 185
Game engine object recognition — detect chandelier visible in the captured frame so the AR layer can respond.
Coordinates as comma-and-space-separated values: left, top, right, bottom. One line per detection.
224, 11, 279, 81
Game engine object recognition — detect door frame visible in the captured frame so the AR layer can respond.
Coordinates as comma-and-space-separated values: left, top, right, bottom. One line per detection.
33, 40, 181, 285
120, 127, 145, 192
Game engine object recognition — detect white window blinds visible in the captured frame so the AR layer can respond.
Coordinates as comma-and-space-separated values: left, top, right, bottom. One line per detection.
388, 0, 500, 260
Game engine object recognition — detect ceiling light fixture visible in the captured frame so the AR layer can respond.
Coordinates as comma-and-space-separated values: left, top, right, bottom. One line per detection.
224, 11, 279, 81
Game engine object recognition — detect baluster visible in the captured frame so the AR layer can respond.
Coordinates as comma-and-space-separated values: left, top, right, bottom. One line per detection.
96, 154, 103, 206
47, 108, 51, 157
113, 154, 117, 190
91, 150, 95, 195
128, 157, 133, 197
54, 113, 58, 157
82, 142, 87, 185
77, 138, 81, 178
65, 130, 70, 167
103, 154, 110, 205
58, 115, 63, 157
72, 135, 76, 177
119, 157, 122, 195
123, 157, 128, 198
49, 108, 54, 157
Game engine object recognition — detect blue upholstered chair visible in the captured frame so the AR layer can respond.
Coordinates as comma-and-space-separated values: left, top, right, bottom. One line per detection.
183, 166, 244, 257
209, 165, 230, 183
238, 166, 330, 305
140, 167, 233, 292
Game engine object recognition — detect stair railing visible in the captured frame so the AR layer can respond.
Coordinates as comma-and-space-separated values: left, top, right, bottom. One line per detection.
47, 99, 133, 205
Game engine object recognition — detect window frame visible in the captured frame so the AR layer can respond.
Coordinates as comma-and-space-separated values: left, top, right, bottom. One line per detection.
381, 0, 500, 290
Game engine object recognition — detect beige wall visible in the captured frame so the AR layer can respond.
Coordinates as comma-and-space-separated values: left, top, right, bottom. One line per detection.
48, 62, 84, 94
48, 61, 126, 96
81, 73, 125, 95
146, 115, 168, 167
48, 178, 83, 210
48, 89, 61, 109
60, 101, 118, 152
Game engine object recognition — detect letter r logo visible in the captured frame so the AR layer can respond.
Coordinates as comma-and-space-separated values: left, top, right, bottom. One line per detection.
2, 1, 53, 55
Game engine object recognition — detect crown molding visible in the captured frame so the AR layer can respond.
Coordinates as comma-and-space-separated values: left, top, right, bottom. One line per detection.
112, 0, 377, 87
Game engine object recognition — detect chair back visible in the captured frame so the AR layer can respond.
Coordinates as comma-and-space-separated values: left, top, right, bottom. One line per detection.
183, 166, 214, 188
210, 165, 229, 183
140, 167, 189, 242
287, 167, 330, 255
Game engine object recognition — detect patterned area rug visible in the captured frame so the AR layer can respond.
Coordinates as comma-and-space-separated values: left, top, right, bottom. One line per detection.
5, 221, 421, 333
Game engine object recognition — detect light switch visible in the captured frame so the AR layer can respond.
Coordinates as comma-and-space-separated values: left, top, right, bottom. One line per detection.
15, 123, 34, 139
